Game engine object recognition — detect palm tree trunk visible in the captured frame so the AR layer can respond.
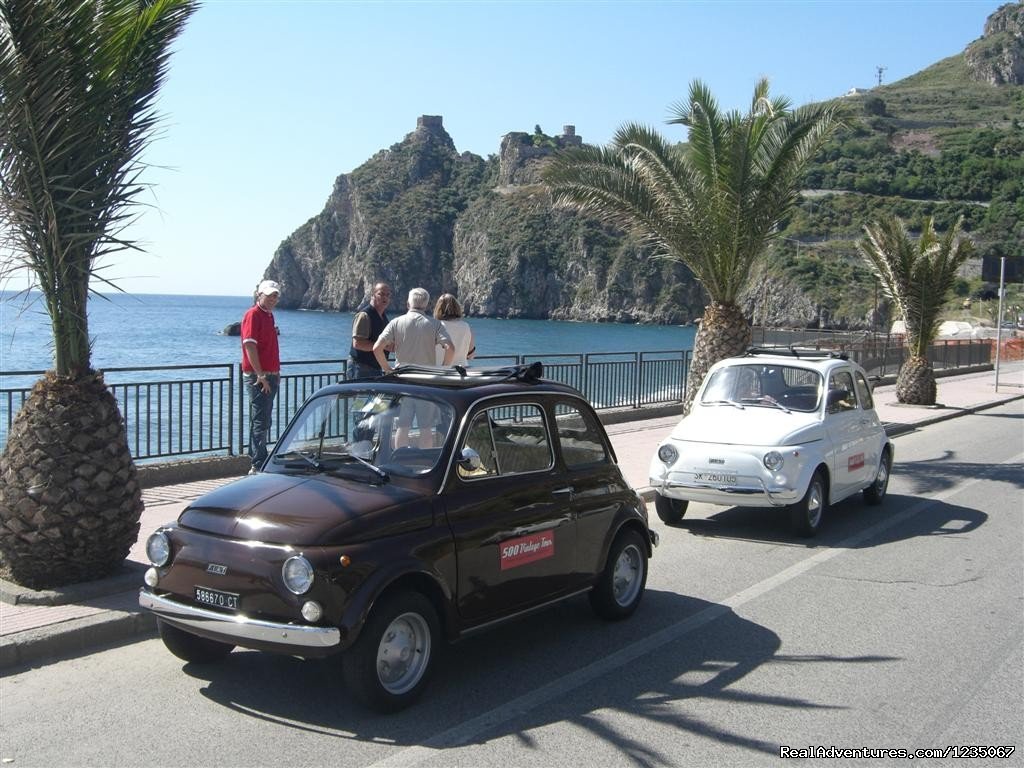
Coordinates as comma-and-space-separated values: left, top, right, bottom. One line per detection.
895, 355, 937, 405
684, 302, 752, 413
0, 371, 143, 588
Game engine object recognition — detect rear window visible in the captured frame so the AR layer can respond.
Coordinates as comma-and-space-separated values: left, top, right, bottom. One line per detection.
554, 402, 609, 467
854, 371, 874, 410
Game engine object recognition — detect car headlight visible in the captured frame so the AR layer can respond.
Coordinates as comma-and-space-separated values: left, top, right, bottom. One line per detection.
146, 532, 171, 567
763, 451, 784, 471
282, 555, 315, 595
657, 444, 679, 466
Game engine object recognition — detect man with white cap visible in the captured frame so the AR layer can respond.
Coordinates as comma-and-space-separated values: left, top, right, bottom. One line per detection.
241, 279, 282, 473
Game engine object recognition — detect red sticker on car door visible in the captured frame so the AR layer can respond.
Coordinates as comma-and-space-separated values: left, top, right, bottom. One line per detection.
848, 453, 865, 471
500, 532, 555, 570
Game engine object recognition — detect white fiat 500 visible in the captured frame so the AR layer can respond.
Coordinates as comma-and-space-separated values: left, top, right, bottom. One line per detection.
649, 349, 893, 536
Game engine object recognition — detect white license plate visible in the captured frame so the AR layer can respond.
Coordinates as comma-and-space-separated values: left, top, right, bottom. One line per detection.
693, 472, 737, 484
195, 586, 239, 610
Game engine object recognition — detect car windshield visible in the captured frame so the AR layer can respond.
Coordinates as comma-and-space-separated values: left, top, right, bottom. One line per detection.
700, 364, 823, 413
271, 390, 455, 478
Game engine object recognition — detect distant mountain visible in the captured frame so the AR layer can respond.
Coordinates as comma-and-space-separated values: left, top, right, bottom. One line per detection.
267, 117, 703, 323
266, 2, 1022, 329
748, 1, 1023, 329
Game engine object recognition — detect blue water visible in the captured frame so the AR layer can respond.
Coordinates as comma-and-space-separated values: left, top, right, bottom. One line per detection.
1, 292, 695, 376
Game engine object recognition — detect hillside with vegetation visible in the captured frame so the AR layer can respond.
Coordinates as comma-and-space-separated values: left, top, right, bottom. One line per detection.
267, 2, 1022, 330
756, 0, 1023, 330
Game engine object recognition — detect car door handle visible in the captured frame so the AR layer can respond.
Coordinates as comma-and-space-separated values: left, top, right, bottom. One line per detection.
552, 486, 574, 497
511, 517, 572, 536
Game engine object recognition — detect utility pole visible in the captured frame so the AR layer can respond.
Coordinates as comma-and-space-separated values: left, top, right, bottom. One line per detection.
995, 256, 1005, 391
876, 65, 887, 87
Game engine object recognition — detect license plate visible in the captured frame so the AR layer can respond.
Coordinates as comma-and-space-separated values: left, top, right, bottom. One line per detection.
195, 586, 239, 610
693, 472, 737, 485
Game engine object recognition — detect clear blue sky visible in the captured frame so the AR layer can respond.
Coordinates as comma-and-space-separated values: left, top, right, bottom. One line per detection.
38, 0, 1017, 296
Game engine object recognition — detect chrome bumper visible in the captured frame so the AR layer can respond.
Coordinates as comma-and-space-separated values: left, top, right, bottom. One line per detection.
139, 590, 340, 650
659, 478, 794, 507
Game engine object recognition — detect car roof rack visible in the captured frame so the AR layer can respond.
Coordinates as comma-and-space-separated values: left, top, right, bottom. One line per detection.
380, 361, 546, 387
745, 346, 849, 361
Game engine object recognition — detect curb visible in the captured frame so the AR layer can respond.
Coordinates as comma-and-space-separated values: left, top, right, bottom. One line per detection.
880, 392, 1024, 437
1, 562, 147, 606
0, 604, 156, 671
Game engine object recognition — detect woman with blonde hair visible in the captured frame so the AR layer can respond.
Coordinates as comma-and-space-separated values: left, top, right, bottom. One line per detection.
434, 293, 475, 366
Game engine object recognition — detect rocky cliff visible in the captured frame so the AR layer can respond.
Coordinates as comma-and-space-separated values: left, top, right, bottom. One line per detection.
965, 2, 1024, 85
266, 116, 706, 324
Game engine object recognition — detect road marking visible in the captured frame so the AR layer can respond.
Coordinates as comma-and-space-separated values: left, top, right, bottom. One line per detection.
368, 452, 1022, 768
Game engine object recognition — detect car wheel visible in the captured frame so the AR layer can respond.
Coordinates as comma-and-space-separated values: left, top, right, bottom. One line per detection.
654, 493, 688, 524
342, 591, 439, 713
589, 529, 648, 620
863, 448, 892, 506
789, 469, 827, 538
158, 619, 235, 663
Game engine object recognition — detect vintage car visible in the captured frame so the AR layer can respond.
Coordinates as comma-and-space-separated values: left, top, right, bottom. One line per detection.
140, 363, 656, 712
649, 348, 893, 537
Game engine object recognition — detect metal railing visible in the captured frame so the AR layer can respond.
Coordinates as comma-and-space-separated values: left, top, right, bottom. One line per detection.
0, 334, 998, 463
750, 328, 995, 378
1, 364, 235, 462
1, 350, 691, 463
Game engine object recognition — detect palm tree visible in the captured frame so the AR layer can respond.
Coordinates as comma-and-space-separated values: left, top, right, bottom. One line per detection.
0, 0, 195, 588
543, 79, 841, 412
857, 215, 974, 405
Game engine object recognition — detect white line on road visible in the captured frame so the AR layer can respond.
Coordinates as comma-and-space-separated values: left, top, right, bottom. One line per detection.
368, 452, 1023, 768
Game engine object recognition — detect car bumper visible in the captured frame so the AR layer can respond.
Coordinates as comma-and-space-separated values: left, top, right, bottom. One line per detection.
140, 589, 340, 653
654, 474, 801, 507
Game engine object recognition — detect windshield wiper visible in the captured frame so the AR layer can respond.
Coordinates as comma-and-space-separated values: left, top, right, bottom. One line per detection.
759, 395, 792, 413
701, 399, 745, 410
272, 450, 325, 471
345, 452, 389, 483
319, 451, 390, 483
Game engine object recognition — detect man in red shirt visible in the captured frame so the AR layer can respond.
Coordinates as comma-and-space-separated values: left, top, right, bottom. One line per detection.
241, 280, 281, 473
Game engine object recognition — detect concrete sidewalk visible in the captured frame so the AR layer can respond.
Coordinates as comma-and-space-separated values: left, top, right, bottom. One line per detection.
2, 363, 1022, 670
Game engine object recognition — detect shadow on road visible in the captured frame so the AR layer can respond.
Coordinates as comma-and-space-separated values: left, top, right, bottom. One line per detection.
180, 589, 892, 762
896, 452, 1023, 495
667, 494, 991, 551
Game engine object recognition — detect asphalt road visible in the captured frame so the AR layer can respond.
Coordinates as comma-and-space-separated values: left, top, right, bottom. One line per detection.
2, 401, 1022, 768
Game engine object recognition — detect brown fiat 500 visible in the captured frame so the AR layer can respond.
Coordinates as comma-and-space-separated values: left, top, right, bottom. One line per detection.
140, 364, 657, 712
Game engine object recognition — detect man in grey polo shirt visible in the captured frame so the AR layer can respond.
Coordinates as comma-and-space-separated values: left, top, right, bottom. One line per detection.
373, 287, 455, 371
373, 287, 454, 447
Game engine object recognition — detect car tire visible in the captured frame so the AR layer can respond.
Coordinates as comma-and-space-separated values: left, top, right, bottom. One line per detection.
158, 619, 235, 663
654, 493, 688, 524
863, 448, 892, 506
589, 529, 648, 620
342, 591, 439, 713
789, 469, 827, 538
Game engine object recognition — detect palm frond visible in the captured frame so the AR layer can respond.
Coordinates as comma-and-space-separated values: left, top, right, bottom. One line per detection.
544, 78, 840, 309
857, 215, 974, 356
0, 0, 196, 376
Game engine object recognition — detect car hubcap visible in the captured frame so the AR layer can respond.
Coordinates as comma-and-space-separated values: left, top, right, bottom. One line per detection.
376, 612, 430, 694
876, 461, 889, 494
807, 483, 823, 527
612, 544, 643, 607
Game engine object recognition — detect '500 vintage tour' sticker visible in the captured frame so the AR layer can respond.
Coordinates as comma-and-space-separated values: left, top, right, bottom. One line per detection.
500, 531, 555, 570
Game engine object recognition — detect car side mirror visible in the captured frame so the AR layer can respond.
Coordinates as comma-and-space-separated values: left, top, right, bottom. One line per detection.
458, 447, 482, 471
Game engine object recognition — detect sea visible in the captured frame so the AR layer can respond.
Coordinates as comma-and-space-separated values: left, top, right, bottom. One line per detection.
0, 292, 696, 379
